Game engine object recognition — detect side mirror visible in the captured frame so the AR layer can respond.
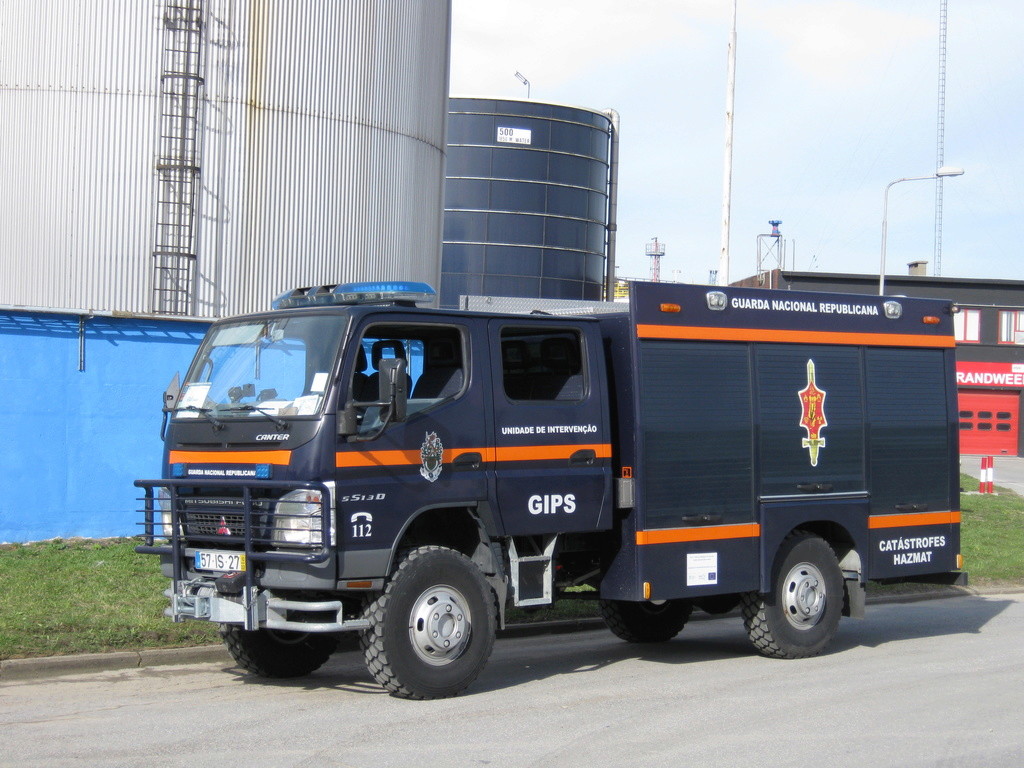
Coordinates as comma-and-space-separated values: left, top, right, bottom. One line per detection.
341, 358, 408, 441
163, 372, 181, 411
161, 372, 181, 440
338, 402, 359, 436
378, 357, 407, 423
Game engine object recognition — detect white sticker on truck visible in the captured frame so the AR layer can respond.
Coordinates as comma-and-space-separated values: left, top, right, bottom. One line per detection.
687, 552, 718, 586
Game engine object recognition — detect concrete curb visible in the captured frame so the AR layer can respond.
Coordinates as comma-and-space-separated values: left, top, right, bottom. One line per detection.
4, 586, 1022, 683
1, 643, 233, 682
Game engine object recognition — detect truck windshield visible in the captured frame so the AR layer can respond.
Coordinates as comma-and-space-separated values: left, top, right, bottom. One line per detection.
176, 314, 346, 420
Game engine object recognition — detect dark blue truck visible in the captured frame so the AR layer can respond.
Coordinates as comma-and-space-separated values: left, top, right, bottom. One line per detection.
137, 280, 965, 698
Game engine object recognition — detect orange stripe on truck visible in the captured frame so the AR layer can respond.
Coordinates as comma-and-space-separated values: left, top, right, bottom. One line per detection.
636, 523, 761, 546
868, 510, 961, 529
335, 443, 612, 468
636, 324, 956, 349
335, 449, 425, 468
492, 443, 612, 462
168, 450, 293, 466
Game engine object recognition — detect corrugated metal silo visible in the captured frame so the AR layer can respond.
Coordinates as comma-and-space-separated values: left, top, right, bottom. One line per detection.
442, 97, 615, 308
0, 0, 452, 317
1, 1, 161, 313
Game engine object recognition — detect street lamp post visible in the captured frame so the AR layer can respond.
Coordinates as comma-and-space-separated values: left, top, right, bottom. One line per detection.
879, 166, 964, 295
514, 71, 530, 99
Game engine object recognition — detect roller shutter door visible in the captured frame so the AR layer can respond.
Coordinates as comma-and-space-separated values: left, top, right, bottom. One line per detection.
958, 391, 1018, 455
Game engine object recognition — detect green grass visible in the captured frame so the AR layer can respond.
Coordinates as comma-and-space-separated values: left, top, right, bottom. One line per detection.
1, 475, 1020, 660
958, 474, 1024, 584
505, 588, 599, 625
0, 538, 217, 660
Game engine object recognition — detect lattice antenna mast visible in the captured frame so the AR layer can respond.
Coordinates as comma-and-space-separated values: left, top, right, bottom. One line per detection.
756, 220, 785, 288
646, 237, 665, 282
934, 0, 948, 275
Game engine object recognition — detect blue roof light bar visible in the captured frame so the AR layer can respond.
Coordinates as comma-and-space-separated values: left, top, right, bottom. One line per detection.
272, 281, 436, 310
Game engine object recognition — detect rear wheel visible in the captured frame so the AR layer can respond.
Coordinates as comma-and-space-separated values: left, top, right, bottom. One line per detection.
361, 546, 496, 699
220, 626, 339, 678
742, 531, 843, 659
599, 599, 692, 643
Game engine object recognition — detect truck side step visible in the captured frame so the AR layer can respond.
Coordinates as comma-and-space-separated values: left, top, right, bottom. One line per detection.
509, 536, 557, 607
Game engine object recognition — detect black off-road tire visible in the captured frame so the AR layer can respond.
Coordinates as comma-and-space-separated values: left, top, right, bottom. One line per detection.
741, 531, 843, 659
694, 594, 742, 615
220, 626, 339, 678
360, 546, 497, 700
599, 599, 693, 643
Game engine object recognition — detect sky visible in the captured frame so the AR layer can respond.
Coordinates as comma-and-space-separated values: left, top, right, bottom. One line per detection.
448, 0, 1024, 285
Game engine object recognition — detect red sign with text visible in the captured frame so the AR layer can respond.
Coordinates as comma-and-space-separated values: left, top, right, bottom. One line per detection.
956, 361, 1024, 388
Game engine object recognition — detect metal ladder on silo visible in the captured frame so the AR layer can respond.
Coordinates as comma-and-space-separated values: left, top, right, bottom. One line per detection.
152, 0, 205, 315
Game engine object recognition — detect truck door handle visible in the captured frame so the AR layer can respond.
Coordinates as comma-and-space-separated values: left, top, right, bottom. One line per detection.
894, 502, 929, 512
569, 449, 596, 466
452, 452, 482, 470
797, 482, 834, 493
682, 514, 722, 525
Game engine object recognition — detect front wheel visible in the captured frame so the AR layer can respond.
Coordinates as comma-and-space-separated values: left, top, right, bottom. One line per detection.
742, 531, 843, 659
361, 546, 497, 699
220, 626, 339, 678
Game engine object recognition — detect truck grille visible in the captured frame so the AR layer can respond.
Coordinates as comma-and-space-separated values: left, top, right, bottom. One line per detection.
135, 479, 333, 566
184, 510, 247, 537
175, 497, 271, 542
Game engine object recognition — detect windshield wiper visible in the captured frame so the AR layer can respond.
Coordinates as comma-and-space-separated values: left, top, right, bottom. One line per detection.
223, 404, 290, 428
179, 405, 224, 429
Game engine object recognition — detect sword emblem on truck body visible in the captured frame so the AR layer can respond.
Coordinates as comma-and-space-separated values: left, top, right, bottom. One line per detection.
799, 359, 828, 466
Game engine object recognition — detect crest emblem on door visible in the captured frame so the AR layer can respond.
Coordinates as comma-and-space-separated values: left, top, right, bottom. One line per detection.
420, 431, 444, 483
798, 359, 827, 466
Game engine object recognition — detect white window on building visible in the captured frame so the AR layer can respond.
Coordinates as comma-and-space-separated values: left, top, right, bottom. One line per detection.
954, 308, 981, 343
998, 310, 1024, 345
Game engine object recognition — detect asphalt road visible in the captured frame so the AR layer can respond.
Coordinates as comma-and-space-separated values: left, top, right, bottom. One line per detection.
961, 454, 1024, 496
2, 593, 1022, 768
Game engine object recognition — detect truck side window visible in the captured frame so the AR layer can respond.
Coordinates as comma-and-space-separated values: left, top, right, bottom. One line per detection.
351, 324, 466, 429
500, 328, 585, 402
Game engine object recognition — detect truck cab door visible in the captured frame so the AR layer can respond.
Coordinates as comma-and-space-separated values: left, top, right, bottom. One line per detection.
335, 318, 492, 571
488, 320, 612, 536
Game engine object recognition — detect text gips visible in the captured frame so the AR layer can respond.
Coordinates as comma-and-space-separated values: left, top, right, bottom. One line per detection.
528, 494, 576, 515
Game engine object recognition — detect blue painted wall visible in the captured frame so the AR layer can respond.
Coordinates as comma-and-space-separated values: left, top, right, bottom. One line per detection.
0, 312, 208, 542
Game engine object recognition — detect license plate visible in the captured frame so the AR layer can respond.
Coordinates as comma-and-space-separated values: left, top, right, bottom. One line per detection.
194, 550, 246, 573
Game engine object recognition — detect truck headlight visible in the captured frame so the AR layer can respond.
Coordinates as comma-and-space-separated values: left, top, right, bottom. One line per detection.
157, 488, 179, 538
272, 489, 327, 547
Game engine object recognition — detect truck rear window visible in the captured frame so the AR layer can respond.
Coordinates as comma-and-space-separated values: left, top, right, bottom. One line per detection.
500, 328, 585, 402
